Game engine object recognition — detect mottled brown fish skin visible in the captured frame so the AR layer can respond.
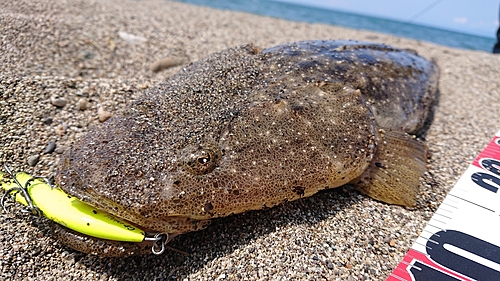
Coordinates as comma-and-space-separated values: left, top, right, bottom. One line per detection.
55, 40, 438, 255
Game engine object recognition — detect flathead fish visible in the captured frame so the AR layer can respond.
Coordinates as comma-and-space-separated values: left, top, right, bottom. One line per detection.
55, 40, 438, 256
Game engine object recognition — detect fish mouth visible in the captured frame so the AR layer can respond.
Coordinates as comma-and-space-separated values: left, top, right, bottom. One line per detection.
54, 146, 164, 233
53, 187, 186, 256
52, 222, 163, 257
54, 157, 211, 256
53, 165, 177, 256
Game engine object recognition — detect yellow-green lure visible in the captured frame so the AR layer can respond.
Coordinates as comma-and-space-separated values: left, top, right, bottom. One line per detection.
1, 169, 146, 242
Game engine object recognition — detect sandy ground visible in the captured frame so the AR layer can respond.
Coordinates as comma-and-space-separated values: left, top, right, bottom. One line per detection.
1, 0, 500, 280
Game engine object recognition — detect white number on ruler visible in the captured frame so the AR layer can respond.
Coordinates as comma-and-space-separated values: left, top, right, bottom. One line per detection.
412, 230, 500, 280
410, 157, 500, 280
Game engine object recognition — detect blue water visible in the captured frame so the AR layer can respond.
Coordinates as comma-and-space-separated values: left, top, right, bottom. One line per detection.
174, 0, 496, 53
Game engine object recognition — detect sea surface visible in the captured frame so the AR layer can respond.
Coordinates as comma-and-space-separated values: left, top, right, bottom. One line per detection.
174, 0, 497, 53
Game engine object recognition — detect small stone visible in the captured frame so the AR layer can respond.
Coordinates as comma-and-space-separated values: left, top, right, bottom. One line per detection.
325, 259, 334, 270
80, 50, 96, 60
107, 37, 116, 51
54, 145, 69, 154
50, 96, 68, 108
56, 124, 67, 136
389, 239, 396, 247
61, 251, 75, 265
77, 98, 90, 111
345, 263, 352, 269
98, 107, 113, 122
118, 31, 147, 45
43, 141, 56, 154
42, 117, 53, 125
149, 57, 184, 73
27, 155, 40, 167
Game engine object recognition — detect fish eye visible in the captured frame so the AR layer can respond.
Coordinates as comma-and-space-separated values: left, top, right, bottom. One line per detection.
197, 154, 211, 164
183, 144, 221, 175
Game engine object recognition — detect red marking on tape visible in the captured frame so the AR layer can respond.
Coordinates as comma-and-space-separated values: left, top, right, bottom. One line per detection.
387, 249, 473, 281
472, 136, 500, 169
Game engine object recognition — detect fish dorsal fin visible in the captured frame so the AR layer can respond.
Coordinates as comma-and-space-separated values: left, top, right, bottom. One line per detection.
352, 129, 427, 206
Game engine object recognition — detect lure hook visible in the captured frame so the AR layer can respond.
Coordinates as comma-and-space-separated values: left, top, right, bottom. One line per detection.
144, 232, 169, 255
1, 164, 45, 216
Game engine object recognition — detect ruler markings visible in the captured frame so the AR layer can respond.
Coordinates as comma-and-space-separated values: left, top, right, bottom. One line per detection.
433, 212, 453, 219
447, 193, 495, 213
387, 130, 500, 281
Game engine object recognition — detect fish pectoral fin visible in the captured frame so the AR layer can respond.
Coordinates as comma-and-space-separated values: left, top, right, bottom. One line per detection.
353, 129, 428, 207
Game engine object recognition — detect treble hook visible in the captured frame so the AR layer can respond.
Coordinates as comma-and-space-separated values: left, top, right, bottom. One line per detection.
144, 233, 190, 256
1, 164, 43, 216
144, 232, 169, 255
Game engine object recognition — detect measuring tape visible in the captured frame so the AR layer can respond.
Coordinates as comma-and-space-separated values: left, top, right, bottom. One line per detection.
387, 130, 500, 280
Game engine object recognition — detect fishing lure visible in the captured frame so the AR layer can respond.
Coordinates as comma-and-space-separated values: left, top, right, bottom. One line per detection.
0, 165, 169, 254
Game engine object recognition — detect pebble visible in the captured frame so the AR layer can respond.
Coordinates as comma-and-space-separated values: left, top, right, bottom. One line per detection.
77, 98, 90, 111
61, 251, 75, 265
50, 96, 68, 108
54, 145, 69, 154
325, 259, 335, 270
27, 155, 40, 167
56, 124, 67, 136
118, 31, 147, 45
42, 117, 53, 125
43, 141, 57, 154
148, 57, 184, 73
97, 107, 113, 122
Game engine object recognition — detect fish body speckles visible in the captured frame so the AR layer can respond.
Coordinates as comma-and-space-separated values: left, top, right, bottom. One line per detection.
55, 40, 438, 256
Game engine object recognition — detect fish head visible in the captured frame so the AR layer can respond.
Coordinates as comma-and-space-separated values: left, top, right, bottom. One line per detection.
55, 83, 377, 245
